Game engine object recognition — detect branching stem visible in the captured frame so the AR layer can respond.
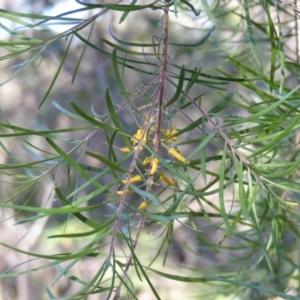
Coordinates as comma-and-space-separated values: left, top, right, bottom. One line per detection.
112, 1, 170, 298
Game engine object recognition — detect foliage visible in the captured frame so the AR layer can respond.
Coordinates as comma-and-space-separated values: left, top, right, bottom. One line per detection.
1, 0, 300, 299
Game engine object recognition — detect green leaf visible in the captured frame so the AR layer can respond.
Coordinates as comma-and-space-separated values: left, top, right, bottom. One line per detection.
119, 0, 138, 23
52, 101, 88, 122
70, 102, 127, 136
218, 144, 232, 233
169, 26, 215, 47
180, 0, 200, 16
105, 88, 132, 148
147, 269, 300, 299
72, 20, 95, 84
55, 186, 102, 229
0, 202, 103, 214
164, 66, 185, 108
112, 48, 131, 100
39, 35, 73, 108
86, 150, 127, 173
200, 0, 217, 26
243, 0, 261, 67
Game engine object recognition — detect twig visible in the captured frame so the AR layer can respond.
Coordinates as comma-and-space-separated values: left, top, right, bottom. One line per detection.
112, 1, 170, 298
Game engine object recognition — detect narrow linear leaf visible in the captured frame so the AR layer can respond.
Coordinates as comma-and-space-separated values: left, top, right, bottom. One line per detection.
219, 144, 231, 233
86, 150, 127, 173
55, 187, 102, 229
180, 0, 200, 16
72, 20, 95, 84
39, 34, 73, 108
164, 66, 185, 108
71, 102, 126, 135
200, 0, 217, 26
129, 245, 162, 300
53, 101, 87, 122
109, 24, 158, 47
119, 0, 138, 23
169, 26, 215, 47
147, 269, 299, 299
243, 0, 261, 67
0, 202, 103, 214
112, 48, 130, 100
105, 88, 132, 148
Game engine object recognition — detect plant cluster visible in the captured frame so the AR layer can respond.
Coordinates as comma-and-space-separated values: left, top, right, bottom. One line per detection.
1, 0, 300, 299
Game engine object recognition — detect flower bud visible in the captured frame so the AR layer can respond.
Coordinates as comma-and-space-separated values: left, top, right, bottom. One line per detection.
168, 148, 189, 164
149, 158, 159, 175
116, 190, 133, 196
138, 201, 148, 211
122, 175, 142, 184
160, 173, 175, 186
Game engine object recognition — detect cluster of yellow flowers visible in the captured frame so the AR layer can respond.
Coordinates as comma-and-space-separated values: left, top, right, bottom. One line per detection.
161, 126, 179, 144
117, 124, 189, 211
131, 128, 147, 145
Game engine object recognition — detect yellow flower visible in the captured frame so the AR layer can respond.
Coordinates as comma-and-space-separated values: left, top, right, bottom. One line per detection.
137, 201, 148, 211
150, 158, 159, 175
119, 146, 144, 153
131, 128, 147, 145
121, 175, 142, 184
160, 173, 175, 186
116, 190, 133, 196
163, 130, 172, 144
141, 157, 152, 166
163, 126, 179, 144
168, 148, 189, 164
119, 147, 131, 153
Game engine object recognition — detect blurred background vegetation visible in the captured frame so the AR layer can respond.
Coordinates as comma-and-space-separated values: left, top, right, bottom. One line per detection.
1, 0, 300, 299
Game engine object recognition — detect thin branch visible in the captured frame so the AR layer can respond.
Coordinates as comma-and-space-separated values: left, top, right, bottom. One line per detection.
181, 90, 250, 165
112, 1, 170, 298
